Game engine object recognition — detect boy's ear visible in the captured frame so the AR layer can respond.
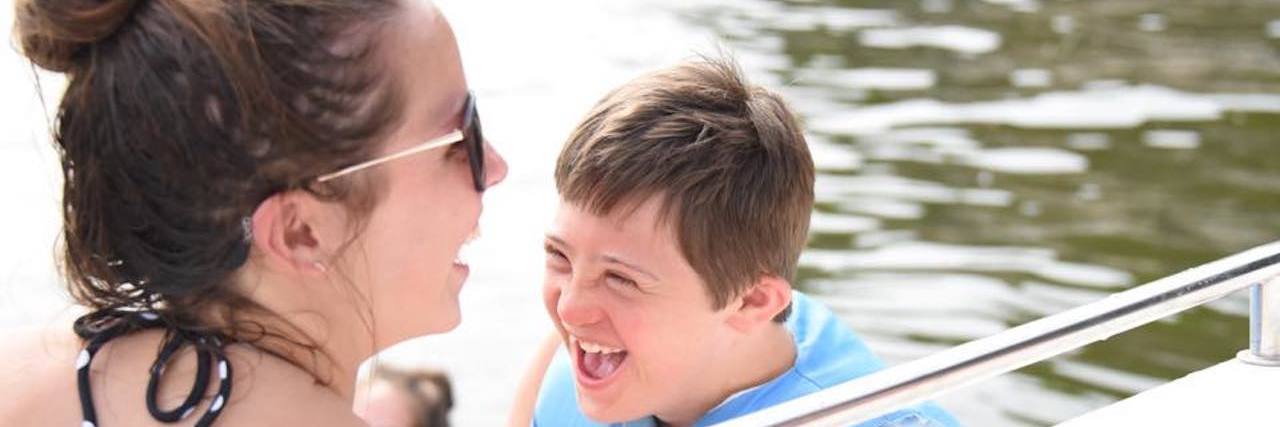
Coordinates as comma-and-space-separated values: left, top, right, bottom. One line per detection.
726, 275, 792, 332
249, 192, 331, 276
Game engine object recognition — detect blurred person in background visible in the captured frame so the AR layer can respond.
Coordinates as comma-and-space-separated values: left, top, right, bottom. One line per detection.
356, 366, 454, 427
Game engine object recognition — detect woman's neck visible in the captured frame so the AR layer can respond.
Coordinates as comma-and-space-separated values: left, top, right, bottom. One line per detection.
232, 269, 377, 402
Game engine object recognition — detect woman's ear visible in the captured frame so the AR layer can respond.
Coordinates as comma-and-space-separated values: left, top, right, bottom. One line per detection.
726, 275, 792, 332
249, 192, 332, 276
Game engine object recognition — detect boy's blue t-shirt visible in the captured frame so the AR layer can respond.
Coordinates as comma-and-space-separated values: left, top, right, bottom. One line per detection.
532, 291, 962, 427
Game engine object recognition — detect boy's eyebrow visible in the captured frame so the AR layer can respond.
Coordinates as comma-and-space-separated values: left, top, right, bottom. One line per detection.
545, 235, 661, 282
601, 255, 660, 282
545, 235, 571, 248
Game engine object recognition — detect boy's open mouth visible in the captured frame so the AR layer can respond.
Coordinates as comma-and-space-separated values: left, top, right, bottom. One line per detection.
572, 336, 629, 382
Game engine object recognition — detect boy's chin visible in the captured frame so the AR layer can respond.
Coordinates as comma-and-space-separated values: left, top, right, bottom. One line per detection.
578, 397, 646, 424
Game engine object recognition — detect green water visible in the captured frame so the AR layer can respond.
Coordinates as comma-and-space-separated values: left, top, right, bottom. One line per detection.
679, 0, 1280, 424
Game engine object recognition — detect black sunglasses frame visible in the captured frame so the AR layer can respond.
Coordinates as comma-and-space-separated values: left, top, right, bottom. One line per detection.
461, 92, 486, 192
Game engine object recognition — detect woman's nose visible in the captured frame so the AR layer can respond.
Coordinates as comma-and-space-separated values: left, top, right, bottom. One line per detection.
482, 140, 507, 189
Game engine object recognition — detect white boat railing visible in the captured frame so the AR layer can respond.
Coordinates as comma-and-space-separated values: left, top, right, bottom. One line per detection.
715, 240, 1280, 427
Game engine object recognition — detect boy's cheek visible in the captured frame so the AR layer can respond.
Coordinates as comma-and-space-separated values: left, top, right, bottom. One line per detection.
542, 281, 564, 324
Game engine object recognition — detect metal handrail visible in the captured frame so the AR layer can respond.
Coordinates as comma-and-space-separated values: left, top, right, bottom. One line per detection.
716, 240, 1280, 427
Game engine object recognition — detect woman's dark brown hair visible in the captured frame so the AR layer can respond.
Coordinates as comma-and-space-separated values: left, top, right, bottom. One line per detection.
15, 0, 406, 375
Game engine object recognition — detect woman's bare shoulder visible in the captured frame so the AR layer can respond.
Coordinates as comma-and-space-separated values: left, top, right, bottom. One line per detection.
0, 322, 83, 426
0, 324, 365, 427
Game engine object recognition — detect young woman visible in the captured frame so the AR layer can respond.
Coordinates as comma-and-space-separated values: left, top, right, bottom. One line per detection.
1, 0, 506, 425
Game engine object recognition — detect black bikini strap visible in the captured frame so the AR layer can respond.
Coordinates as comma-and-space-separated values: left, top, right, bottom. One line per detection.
77, 310, 151, 425
76, 311, 234, 427
145, 333, 212, 422
192, 337, 234, 427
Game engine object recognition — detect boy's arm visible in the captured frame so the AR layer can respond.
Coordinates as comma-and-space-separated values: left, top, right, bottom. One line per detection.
507, 332, 562, 427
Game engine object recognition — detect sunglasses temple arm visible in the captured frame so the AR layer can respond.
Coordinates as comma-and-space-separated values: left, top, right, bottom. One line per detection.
315, 130, 465, 183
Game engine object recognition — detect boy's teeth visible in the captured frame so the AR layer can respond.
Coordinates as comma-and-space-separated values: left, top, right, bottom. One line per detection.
577, 338, 623, 354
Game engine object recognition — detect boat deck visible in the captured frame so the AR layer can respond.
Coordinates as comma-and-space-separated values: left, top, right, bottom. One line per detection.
1059, 355, 1280, 426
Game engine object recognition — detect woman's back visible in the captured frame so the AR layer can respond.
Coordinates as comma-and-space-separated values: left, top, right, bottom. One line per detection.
0, 322, 363, 426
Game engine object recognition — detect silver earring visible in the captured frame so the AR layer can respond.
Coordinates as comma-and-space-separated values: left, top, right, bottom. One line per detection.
312, 261, 328, 273
240, 216, 253, 242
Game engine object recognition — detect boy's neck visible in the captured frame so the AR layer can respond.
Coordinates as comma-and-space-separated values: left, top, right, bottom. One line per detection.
657, 322, 797, 427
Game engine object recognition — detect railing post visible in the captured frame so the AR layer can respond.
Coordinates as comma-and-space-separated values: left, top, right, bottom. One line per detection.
1238, 275, 1280, 366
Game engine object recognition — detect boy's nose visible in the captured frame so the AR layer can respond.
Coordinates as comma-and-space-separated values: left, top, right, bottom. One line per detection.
556, 282, 605, 327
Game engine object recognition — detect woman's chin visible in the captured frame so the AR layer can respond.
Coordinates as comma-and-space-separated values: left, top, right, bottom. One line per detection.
436, 310, 462, 333
394, 299, 462, 339
423, 301, 462, 334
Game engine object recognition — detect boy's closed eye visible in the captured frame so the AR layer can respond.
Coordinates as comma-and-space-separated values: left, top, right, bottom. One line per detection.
604, 272, 637, 289
543, 239, 650, 293
544, 244, 571, 272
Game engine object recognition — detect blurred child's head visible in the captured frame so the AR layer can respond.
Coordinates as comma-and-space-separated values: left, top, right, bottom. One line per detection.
543, 56, 814, 423
355, 366, 453, 427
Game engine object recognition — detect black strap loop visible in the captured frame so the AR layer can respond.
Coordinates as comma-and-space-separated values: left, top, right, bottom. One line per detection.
145, 333, 212, 422
76, 310, 233, 427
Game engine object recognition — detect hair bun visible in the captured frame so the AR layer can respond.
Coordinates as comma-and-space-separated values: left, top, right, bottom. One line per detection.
15, 0, 142, 73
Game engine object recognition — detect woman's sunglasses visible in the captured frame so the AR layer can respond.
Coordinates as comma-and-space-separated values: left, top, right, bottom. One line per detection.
315, 91, 487, 192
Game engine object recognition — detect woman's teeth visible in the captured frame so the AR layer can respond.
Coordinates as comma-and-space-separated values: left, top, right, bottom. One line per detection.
455, 241, 474, 265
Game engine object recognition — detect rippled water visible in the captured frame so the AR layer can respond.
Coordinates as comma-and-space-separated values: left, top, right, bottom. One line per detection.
3, 1, 1279, 426
681, 0, 1280, 425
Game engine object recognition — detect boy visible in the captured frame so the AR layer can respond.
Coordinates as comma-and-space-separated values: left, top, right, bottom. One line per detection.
524, 57, 961, 427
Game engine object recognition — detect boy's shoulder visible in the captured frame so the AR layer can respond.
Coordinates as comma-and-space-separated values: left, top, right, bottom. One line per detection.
695, 291, 901, 425
769, 292, 964, 427
786, 291, 885, 387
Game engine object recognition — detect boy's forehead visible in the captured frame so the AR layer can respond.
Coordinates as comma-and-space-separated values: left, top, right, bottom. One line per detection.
608, 196, 672, 232
548, 197, 709, 294
549, 197, 678, 247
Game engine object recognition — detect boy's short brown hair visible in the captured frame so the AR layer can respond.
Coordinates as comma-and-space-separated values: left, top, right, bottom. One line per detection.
555, 57, 814, 320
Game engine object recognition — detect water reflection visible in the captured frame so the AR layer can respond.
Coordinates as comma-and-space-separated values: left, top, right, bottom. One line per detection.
859, 25, 1002, 54
806, 85, 1270, 134
677, 0, 1280, 425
